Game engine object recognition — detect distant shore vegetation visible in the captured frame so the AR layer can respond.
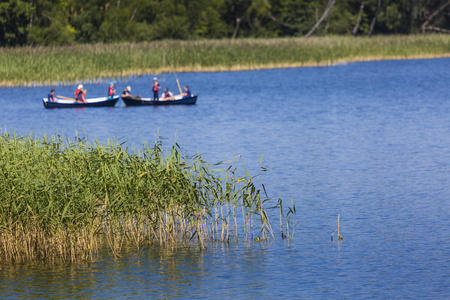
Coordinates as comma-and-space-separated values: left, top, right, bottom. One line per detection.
1, 0, 449, 47
1, 34, 449, 87
1, 0, 449, 87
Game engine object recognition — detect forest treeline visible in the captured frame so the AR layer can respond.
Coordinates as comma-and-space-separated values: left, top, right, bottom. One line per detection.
1, 0, 449, 47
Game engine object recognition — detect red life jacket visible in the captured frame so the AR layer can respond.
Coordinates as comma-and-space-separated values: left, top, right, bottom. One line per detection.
153, 83, 159, 92
75, 89, 83, 100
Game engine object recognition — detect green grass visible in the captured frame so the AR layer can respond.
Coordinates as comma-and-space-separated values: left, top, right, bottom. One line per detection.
0, 131, 291, 262
1, 34, 449, 87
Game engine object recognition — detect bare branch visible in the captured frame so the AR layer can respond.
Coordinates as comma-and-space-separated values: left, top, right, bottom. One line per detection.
305, 0, 337, 38
232, 18, 241, 39
421, 0, 450, 33
352, 0, 364, 36
368, 0, 381, 37
422, 26, 450, 34
130, 7, 137, 22
268, 13, 296, 28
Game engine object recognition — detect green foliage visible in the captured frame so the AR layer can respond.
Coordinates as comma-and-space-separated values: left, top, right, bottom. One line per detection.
379, 2, 404, 32
27, 1, 76, 46
0, 0, 34, 46
195, 5, 229, 38
0, 0, 450, 46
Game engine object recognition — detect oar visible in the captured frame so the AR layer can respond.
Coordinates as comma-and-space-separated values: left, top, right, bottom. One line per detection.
169, 61, 183, 95
57, 95, 76, 101
176, 78, 182, 95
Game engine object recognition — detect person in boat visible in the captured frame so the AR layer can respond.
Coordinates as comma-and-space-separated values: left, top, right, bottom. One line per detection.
108, 81, 116, 99
152, 77, 161, 100
48, 89, 55, 102
122, 86, 132, 98
78, 89, 87, 103
162, 87, 174, 100
74, 84, 83, 101
182, 86, 191, 98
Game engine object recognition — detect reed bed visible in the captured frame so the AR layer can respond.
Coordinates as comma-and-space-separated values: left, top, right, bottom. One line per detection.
1, 34, 449, 87
0, 131, 289, 262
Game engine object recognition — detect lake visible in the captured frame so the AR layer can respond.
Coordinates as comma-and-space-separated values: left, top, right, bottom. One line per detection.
1, 58, 449, 299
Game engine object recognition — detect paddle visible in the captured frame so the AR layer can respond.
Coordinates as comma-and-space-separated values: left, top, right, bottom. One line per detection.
169, 61, 183, 95
176, 78, 183, 95
57, 95, 76, 101
57, 95, 87, 103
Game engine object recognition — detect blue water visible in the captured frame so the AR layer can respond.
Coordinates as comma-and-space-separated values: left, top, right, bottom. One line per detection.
1, 58, 449, 299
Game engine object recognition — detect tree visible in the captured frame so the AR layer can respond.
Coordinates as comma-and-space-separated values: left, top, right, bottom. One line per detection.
194, 4, 229, 38
27, 0, 76, 45
1, 0, 449, 46
0, 0, 34, 46
68, 0, 110, 43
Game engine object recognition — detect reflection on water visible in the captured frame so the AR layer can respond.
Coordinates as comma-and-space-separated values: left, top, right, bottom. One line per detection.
1, 58, 450, 298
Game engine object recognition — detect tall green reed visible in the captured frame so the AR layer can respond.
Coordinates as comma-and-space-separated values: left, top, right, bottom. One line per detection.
0, 131, 293, 262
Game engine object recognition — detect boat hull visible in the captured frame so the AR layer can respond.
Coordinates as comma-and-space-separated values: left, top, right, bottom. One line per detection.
121, 95, 197, 106
42, 96, 120, 108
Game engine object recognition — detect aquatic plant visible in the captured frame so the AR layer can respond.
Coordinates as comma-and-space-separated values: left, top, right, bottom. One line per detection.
0, 131, 289, 262
0, 34, 449, 87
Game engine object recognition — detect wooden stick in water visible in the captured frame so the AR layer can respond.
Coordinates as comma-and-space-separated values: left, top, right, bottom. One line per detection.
331, 214, 343, 241
338, 214, 343, 240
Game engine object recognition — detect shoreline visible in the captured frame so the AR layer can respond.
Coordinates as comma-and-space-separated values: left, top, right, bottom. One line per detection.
1, 35, 449, 87
1, 54, 449, 88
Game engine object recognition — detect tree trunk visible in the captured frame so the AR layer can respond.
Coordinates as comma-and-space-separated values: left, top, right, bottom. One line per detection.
421, 0, 450, 33
305, 0, 337, 38
352, 0, 364, 36
130, 7, 137, 22
232, 18, 241, 38
368, 0, 381, 37
116, 0, 121, 39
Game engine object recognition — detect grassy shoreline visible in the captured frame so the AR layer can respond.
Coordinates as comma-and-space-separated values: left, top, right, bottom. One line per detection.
1, 34, 449, 87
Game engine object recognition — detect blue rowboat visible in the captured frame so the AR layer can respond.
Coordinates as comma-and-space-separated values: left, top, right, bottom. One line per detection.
42, 95, 120, 108
121, 94, 197, 106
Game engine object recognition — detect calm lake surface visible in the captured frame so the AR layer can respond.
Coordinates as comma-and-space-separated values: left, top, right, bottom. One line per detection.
1, 58, 449, 299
